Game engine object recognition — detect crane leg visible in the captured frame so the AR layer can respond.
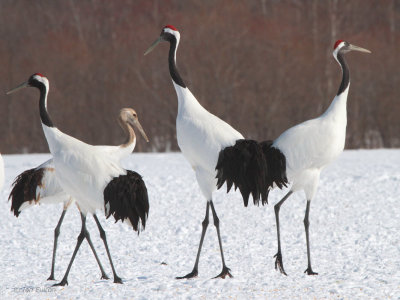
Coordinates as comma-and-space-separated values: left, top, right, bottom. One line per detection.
47, 209, 67, 280
304, 200, 318, 275
273, 190, 293, 276
93, 214, 123, 284
176, 201, 210, 279
84, 226, 110, 280
47, 209, 109, 281
210, 200, 232, 279
53, 212, 88, 286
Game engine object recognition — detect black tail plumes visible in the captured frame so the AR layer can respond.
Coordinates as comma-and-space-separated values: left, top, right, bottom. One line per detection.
260, 140, 288, 190
216, 139, 268, 206
9, 167, 45, 217
216, 139, 288, 206
104, 170, 149, 233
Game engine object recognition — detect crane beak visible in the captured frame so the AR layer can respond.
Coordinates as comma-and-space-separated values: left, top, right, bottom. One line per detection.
131, 119, 149, 142
348, 44, 371, 54
144, 37, 162, 56
6, 81, 29, 95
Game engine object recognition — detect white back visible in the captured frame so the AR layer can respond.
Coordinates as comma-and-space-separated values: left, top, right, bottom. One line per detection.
174, 83, 243, 171
274, 91, 348, 172
42, 125, 125, 214
273, 87, 349, 199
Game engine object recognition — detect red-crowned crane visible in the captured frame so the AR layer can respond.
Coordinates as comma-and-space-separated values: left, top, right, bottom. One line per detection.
271, 40, 370, 275
8, 108, 146, 282
145, 25, 288, 279
0, 153, 3, 192
7, 74, 150, 286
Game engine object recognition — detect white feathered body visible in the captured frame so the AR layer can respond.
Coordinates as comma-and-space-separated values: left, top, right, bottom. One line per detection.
174, 83, 243, 198
42, 125, 126, 214
273, 86, 349, 199
15, 139, 135, 213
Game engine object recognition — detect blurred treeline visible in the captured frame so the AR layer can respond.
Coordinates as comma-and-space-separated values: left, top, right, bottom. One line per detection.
0, 0, 398, 153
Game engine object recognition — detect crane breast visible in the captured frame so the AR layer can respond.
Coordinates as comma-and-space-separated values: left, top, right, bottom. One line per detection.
176, 111, 243, 172
273, 116, 346, 184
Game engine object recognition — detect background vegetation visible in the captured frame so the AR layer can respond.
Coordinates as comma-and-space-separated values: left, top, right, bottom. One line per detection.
0, 0, 398, 153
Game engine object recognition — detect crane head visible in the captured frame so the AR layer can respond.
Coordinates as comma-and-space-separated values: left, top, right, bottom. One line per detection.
120, 108, 149, 142
144, 25, 180, 56
6, 73, 49, 95
333, 40, 371, 60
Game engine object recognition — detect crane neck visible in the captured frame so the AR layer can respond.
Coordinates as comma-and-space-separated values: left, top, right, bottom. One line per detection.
168, 36, 186, 88
336, 51, 350, 96
322, 51, 350, 122
118, 115, 136, 150
37, 82, 54, 128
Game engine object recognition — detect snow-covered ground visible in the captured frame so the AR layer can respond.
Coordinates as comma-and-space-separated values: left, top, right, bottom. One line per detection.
0, 150, 399, 299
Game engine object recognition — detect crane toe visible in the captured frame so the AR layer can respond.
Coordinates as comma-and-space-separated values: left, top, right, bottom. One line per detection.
176, 269, 198, 280
304, 268, 318, 275
274, 252, 288, 276
113, 276, 123, 284
47, 275, 56, 281
52, 279, 68, 287
213, 266, 233, 279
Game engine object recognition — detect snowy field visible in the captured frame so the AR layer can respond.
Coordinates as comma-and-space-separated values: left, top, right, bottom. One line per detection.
0, 150, 399, 299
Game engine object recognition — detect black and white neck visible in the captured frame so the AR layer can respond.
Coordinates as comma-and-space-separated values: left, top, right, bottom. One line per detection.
333, 41, 350, 96
323, 40, 370, 119
28, 74, 54, 128
162, 27, 186, 88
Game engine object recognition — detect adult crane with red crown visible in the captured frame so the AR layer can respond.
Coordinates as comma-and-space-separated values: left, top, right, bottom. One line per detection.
8, 108, 148, 282
145, 25, 288, 279
270, 40, 370, 275
7, 74, 150, 286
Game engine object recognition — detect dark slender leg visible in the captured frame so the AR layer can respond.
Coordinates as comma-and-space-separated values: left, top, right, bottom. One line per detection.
210, 200, 232, 279
47, 209, 109, 281
176, 202, 210, 279
93, 214, 123, 284
53, 213, 87, 286
273, 191, 293, 276
84, 228, 110, 280
304, 200, 318, 275
47, 209, 67, 280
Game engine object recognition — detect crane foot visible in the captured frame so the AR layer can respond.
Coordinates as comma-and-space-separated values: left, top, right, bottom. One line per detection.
213, 266, 233, 279
304, 267, 318, 275
113, 275, 123, 284
53, 279, 68, 287
274, 251, 288, 276
176, 269, 198, 279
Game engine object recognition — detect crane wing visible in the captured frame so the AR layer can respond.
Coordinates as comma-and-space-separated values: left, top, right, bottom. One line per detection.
9, 159, 70, 216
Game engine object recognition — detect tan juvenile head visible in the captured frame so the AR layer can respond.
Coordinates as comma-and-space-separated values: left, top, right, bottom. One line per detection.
119, 108, 149, 144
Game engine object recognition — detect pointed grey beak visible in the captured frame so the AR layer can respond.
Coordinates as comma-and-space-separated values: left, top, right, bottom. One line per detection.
144, 37, 162, 56
348, 44, 371, 54
131, 119, 149, 142
6, 81, 29, 95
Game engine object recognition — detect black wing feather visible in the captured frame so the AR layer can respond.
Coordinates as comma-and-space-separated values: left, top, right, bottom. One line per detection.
260, 140, 288, 189
104, 170, 149, 233
9, 167, 45, 217
216, 139, 268, 206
